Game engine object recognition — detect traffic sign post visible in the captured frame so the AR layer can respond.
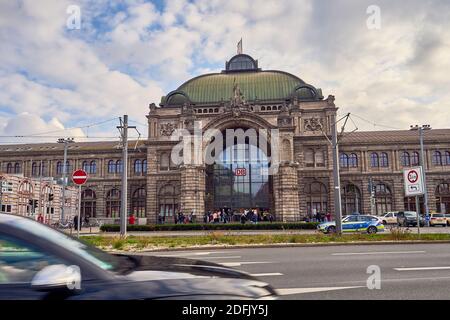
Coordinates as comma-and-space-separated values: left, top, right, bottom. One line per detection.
403, 167, 425, 236
72, 169, 88, 238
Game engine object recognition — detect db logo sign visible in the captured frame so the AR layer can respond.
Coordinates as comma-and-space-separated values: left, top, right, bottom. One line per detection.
235, 168, 247, 176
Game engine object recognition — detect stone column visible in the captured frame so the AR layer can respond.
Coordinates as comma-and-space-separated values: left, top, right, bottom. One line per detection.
273, 162, 300, 222
179, 164, 205, 219
146, 146, 158, 223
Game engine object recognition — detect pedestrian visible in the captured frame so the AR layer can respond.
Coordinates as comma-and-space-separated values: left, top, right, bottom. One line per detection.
269, 213, 274, 223
326, 212, 331, 222
73, 215, 78, 231
128, 213, 136, 225
37, 213, 44, 223
240, 212, 247, 224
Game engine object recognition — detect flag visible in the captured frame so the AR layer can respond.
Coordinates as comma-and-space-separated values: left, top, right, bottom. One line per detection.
237, 38, 242, 54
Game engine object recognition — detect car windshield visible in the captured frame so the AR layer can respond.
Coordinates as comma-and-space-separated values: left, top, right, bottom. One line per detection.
433, 214, 444, 217
404, 212, 416, 217
3, 217, 121, 271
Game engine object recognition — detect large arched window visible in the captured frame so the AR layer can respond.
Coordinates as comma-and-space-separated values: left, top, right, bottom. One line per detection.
404, 196, 424, 213
370, 153, 379, 167
90, 161, 96, 174
116, 160, 123, 173
436, 183, 450, 214
14, 162, 21, 174
342, 183, 362, 215
132, 188, 146, 217
81, 189, 97, 218
445, 151, 450, 166
305, 182, 328, 218
6, 163, 13, 174
349, 153, 358, 167
134, 159, 142, 174
142, 159, 147, 173
433, 151, 443, 165
374, 183, 392, 215
380, 152, 389, 167
106, 188, 121, 218
411, 152, 420, 166
108, 160, 115, 173
56, 161, 63, 175
400, 152, 410, 167
340, 153, 349, 168
158, 184, 180, 223
31, 162, 39, 176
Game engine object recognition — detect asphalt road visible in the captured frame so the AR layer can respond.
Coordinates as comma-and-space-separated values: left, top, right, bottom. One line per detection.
143, 243, 450, 299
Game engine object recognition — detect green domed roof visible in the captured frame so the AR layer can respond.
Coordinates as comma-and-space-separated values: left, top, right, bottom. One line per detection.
161, 54, 322, 106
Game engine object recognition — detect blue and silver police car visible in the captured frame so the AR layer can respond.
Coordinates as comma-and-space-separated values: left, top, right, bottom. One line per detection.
317, 215, 385, 234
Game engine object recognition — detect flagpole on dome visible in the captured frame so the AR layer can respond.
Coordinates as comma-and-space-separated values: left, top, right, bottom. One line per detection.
237, 38, 243, 54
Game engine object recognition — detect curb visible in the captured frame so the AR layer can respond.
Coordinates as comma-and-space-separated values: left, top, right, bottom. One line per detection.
109, 240, 450, 253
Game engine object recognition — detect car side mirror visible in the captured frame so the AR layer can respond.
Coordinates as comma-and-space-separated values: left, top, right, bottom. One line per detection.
31, 264, 81, 293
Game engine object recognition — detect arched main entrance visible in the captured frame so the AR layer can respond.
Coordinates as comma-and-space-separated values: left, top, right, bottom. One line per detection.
205, 126, 273, 215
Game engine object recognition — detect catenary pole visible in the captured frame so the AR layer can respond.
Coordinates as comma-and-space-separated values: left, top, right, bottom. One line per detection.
331, 114, 343, 235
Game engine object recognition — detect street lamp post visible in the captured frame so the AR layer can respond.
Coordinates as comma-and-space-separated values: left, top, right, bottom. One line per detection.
57, 138, 74, 222
410, 125, 431, 224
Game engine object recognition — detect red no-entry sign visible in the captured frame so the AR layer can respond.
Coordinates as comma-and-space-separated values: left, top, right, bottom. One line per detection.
72, 169, 88, 185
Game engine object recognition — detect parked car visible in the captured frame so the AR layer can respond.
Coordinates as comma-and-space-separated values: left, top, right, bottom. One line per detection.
445, 214, 450, 226
429, 213, 447, 227
0, 214, 277, 300
317, 215, 385, 234
397, 211, 425, 227
382, 212, 399, 225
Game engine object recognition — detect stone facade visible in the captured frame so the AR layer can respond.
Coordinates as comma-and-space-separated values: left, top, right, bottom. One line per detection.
1, 53, 450, 222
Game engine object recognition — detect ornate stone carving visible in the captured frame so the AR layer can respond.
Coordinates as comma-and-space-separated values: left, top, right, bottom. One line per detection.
160, 122, 176, 136
149, 103, 157, 113
326, 95, 335, 106
304, 117, 324, 132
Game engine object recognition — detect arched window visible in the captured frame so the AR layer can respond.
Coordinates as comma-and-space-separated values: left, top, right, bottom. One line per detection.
90, 161, 96, 174
6, 163, 13, 174
342, 183, 362, 215
18, 181, 33, 216
56, 161, 63, 175
349, 153, 358, 167
340, 153, 349, 168
108, 160, 115, 173
370, 153, 379, 167
106, 188, 121, 218
142, 159, 147, 173
436, 183, 450, 214
134, 159, 142, 174
433, 151, 442, 165
404, 196, 424, 213
380, 152, 389, 167
14, 162, 21, 174
445, 151, 450, 166
116, 160, 123, 173
305, 182, 328, 218
82, 161, 89, 173
31, 162, 38, 176
411, 152, 420, 166
374, 183, 392, 215
132, 188, 146, 217
81, 189, 97, 218
400, 152, 410, 167
158, 184, 180, 223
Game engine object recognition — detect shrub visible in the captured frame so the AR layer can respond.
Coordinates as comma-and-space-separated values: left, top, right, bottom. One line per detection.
100, 222, 320, 232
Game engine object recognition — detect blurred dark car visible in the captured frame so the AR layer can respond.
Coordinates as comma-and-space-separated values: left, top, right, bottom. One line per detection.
397, 211, 425, 227
0, 214, 277, 300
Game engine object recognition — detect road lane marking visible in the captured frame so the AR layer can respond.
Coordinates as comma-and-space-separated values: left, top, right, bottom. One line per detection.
250, 273, 283, 277
276, 286, 364, 295
200, 256, 242, 260
155, 251, 229, 257
219, 262, 272, 267
394, 266, 450, 271
332, 251, 426, 256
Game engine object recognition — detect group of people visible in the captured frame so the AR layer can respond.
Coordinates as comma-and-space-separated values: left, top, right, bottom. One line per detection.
174, 211, 195, 224
307, 211, 332, 223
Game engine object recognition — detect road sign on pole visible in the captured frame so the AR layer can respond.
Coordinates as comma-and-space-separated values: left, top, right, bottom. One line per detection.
72, 169, 88, 238
403, 166, 425, 197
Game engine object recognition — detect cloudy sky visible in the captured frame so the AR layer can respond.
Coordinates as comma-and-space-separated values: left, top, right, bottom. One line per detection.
0, 0, 449, 143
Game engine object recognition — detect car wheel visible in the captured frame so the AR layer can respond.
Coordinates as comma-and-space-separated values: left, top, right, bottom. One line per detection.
327, 226, 336, 234
403, 221, 408, 227
367, 226, 377, 234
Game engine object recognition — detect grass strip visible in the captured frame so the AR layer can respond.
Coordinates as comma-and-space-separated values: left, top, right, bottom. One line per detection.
81, 232, 450, 252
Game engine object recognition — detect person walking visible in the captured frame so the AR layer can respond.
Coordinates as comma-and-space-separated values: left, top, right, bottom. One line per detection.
37, 213, 44, 223
128, 213, 136, 225
73, 215, 78, 231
